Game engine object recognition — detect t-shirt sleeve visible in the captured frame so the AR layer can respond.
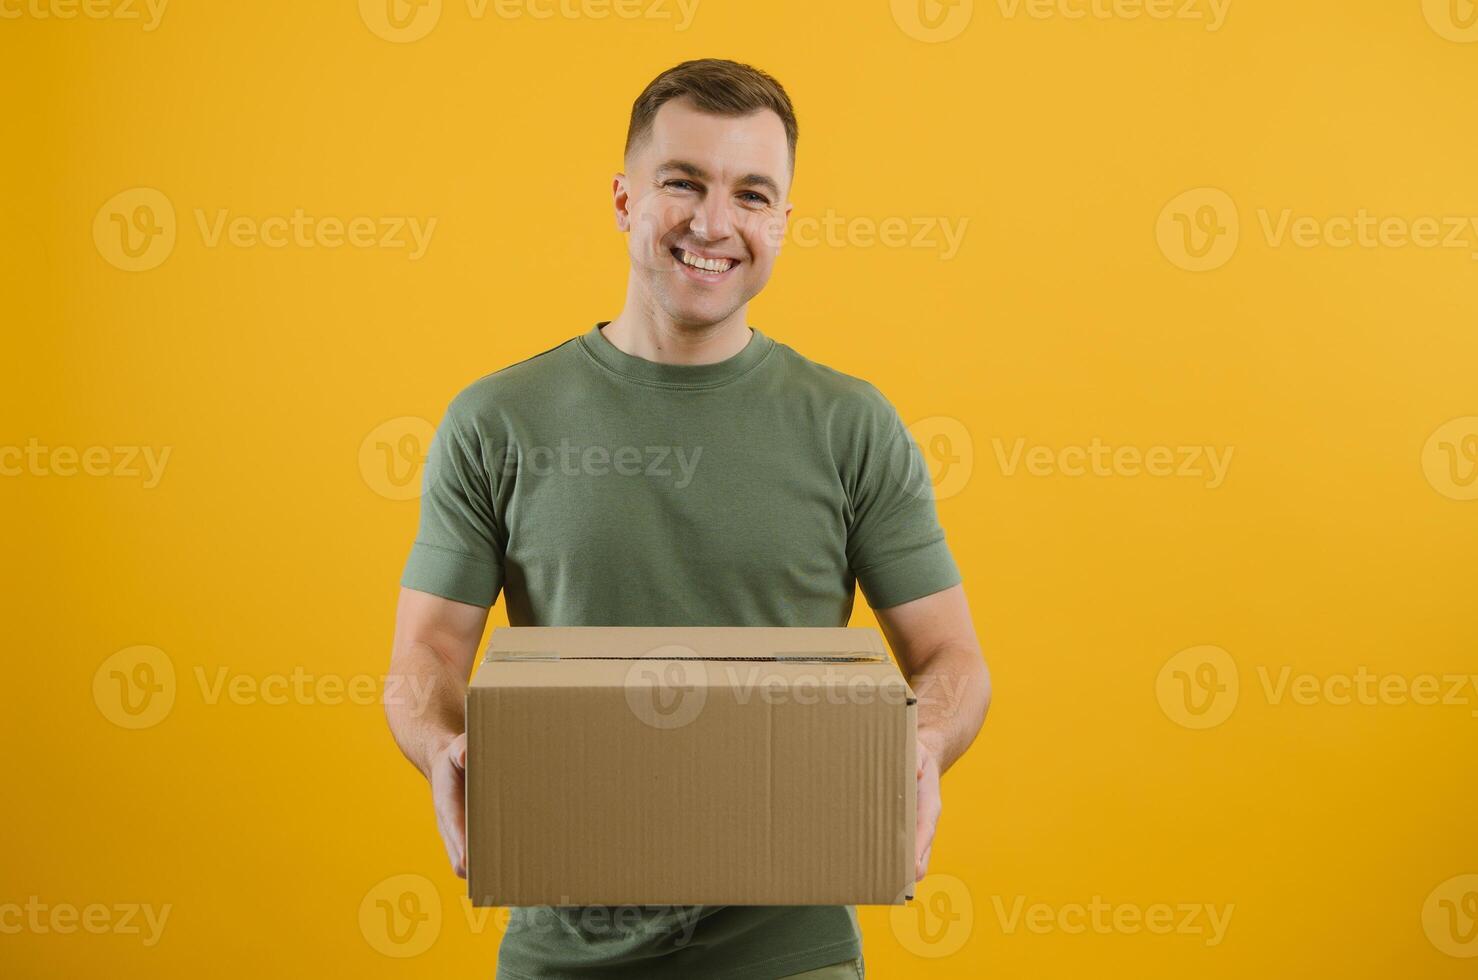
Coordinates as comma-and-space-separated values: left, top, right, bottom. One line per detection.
399, 395, 506, 607
844, 389, 962, 610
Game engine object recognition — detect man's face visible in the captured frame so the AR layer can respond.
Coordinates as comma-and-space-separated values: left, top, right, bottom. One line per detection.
615, 97, 792, 329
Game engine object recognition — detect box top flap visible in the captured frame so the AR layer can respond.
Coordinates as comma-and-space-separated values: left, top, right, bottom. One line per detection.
483, 626, 886, 663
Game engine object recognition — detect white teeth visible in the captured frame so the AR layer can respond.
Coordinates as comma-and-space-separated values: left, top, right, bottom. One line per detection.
678, 249, 734, 274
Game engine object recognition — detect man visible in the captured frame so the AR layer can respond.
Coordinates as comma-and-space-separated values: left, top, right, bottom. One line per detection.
385, 58, 990, 979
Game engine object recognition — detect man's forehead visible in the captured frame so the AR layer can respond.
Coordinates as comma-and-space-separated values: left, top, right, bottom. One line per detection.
642, 99, 789, 174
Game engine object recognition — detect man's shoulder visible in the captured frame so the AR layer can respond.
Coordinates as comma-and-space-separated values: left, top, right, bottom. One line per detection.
445, 335, 582, 417
770, 338, 899, 425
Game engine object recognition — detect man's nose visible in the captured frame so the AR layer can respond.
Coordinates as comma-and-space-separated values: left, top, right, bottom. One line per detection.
688, 194, 734, 242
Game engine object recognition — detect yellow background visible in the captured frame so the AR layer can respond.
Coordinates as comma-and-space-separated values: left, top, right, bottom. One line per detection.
4, 0, 1476, 976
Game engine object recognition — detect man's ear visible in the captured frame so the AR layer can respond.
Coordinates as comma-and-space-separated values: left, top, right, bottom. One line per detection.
612, 173, 630, 232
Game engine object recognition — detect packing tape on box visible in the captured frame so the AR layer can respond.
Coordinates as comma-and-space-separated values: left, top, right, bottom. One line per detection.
484, 650, 887, 663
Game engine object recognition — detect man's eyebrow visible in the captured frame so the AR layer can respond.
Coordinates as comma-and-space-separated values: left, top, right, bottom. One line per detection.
654, 160, 781, 198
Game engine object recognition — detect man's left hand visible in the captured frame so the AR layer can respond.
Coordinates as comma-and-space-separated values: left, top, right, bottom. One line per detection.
916, 736, 943, 880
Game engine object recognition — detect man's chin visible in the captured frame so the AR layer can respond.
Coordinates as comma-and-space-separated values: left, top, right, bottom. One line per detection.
659, 296, 745, 331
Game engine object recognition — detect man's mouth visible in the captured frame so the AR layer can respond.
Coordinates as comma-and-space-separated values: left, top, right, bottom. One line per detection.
671, 247, 739, 280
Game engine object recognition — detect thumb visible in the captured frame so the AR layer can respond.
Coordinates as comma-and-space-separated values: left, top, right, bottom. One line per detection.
452, 733, 468, 771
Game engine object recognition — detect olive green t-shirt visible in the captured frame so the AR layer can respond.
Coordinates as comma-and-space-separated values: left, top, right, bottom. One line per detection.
402, 322, 961, 980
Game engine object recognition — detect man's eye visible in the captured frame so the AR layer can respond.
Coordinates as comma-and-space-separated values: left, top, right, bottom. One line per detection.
740, 192, 769, 205
664, 180, 696, 191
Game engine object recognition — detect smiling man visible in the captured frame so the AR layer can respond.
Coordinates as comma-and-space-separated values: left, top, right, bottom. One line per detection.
385, 59, 991, 979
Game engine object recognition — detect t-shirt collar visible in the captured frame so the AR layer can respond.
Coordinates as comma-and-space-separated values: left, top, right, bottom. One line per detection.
579, 321, 775, 389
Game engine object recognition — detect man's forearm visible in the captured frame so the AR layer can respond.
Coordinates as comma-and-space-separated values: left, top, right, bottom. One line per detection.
909, 645, 991, 773
385, 640, 468, 779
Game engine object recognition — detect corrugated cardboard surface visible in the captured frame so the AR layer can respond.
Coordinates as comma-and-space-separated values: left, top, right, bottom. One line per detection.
466, 627, 916, 907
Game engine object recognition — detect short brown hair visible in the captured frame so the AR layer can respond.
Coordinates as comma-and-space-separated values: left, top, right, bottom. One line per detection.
625, 58, 798, 180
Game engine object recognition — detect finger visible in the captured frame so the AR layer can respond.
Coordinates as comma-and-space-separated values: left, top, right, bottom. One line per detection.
925, 791, 942, 827
433, 768, 468, 877
434, 808, 464, 875
915, 789, 940, 879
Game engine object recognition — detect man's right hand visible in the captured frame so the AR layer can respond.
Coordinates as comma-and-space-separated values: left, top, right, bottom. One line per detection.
386, 588, 489, 881
431, 732, 469, 878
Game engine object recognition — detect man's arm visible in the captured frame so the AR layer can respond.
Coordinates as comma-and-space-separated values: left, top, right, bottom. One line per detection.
385, 586, 490, 878
875, 582, 991, 879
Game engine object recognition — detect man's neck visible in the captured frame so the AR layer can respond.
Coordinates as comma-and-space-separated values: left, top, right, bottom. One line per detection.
601, 300, 752, 366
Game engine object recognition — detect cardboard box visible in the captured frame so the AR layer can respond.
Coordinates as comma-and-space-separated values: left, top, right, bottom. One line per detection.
466, 626, 916, 907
